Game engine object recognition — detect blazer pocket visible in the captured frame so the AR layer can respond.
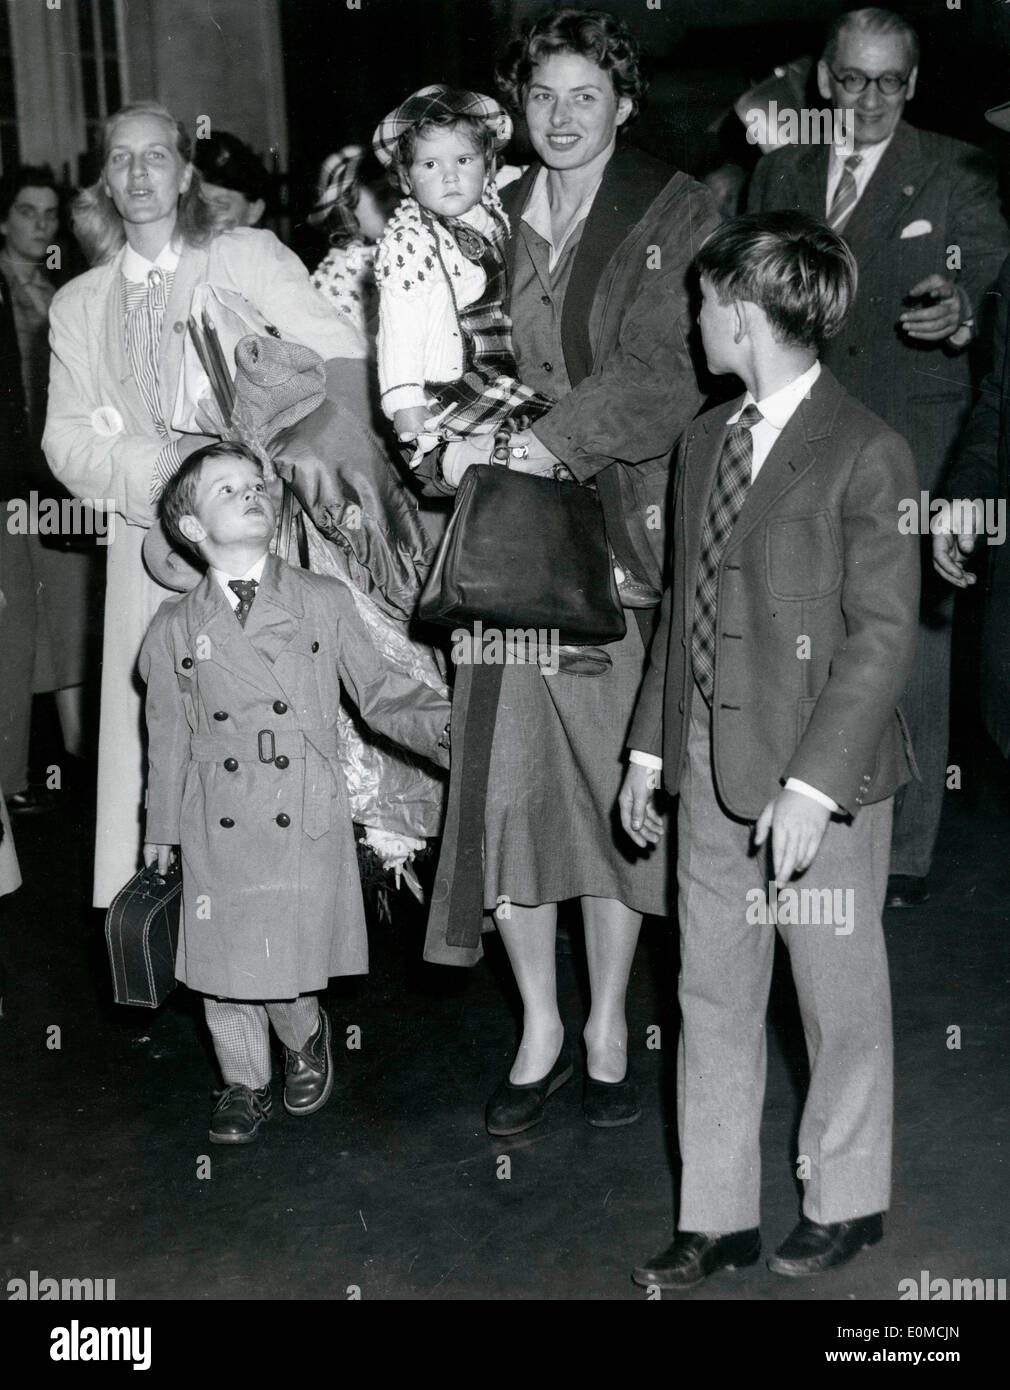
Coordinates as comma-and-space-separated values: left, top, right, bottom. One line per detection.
899, 219, 933, 239
766, 512, 842, 600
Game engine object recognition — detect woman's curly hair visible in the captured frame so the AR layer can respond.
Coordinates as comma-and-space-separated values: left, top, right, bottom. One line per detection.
496, 7, 648, 124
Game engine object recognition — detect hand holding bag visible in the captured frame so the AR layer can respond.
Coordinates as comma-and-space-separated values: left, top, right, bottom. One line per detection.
417, 453, 626, 646
105, 862, 182, 1008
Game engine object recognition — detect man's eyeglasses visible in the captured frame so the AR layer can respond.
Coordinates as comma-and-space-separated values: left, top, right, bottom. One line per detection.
829, 68, 911, 97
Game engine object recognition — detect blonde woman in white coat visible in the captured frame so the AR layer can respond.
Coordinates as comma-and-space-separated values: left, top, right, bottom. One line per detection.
44, 103, 367, 907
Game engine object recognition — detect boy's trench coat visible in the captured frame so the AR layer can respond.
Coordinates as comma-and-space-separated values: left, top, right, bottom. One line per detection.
139, 556, 449, 1000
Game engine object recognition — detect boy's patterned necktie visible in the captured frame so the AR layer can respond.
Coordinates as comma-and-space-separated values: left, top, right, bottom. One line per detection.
692, 403, 762, 704
829, 154, 863, 230
228, 579, 258, 627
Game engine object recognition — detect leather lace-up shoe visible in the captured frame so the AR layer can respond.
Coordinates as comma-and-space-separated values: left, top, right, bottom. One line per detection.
632, 1229, 761, 1289
283, 1009, 333, 1116
767, 1214, 884, 1277
486, 1042, 573, 1136
209, 1084, 272, 1144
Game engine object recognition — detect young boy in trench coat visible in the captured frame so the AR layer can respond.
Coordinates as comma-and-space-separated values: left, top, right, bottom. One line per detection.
139, 442, 450, 1143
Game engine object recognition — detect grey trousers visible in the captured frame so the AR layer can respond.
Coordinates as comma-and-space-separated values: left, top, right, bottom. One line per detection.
203, 995, 320, 1090
676, 687, 894, 1232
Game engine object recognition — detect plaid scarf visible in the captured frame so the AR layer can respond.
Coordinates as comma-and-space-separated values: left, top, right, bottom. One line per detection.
423, 207, 553, 434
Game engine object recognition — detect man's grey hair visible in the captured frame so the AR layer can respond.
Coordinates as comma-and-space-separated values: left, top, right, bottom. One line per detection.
823, 7, 920, 71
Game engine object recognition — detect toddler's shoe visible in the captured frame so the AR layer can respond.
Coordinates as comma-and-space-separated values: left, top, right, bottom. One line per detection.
209, 1084, 272, 1144
283, 1009, 333, 1115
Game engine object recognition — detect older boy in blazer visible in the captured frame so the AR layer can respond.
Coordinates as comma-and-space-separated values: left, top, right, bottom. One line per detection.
620, 212, 920, 1286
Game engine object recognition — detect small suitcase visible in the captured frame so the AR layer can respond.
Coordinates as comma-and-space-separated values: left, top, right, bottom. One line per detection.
105, 862, 182, 1008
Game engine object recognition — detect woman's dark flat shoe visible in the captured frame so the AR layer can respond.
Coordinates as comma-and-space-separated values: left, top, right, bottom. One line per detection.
583, 1075, 642, 1127
486, 1046, 573, 1136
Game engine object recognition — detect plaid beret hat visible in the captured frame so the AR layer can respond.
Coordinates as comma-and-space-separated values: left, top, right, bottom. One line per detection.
307, 145, 366, 228
372, 85, 513, 168
194, 130, 270, 202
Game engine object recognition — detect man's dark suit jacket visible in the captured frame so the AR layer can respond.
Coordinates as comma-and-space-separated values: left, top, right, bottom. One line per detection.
748, 122, 1009, 491
946, 253, 1010, 756
628, 368, 920, 819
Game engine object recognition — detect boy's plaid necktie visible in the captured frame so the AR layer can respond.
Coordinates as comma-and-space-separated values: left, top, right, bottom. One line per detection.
828, 154, 863, 230
692, 403, 762, 703
228, 579, 258, 627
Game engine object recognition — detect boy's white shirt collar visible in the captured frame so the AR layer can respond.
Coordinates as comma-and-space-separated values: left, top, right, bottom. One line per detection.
522, 165, 605, 270
122, 240, 181, 284
211, 552, 268, 609
729, 359, 822, 478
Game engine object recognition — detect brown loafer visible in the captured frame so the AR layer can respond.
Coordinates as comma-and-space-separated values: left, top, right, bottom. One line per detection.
767, 1214, 883, 1277
633, 1229, 761, 1289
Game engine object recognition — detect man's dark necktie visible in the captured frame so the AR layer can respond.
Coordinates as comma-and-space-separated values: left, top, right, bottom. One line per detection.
692, 403, 762, 703
828, 154, 863, 231
228, 578, 258, 627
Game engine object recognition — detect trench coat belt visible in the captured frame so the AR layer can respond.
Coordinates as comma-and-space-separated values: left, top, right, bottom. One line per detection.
189, 728, 341, 841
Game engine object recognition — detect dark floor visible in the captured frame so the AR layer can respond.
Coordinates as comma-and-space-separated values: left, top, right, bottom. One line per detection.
1, 719, 1008, 1306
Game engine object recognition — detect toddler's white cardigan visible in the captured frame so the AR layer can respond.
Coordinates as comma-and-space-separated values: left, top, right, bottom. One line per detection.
375, 197, 502, 419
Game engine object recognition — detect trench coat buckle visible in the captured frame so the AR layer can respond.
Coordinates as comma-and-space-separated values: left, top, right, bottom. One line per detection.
257, 729, 277, 764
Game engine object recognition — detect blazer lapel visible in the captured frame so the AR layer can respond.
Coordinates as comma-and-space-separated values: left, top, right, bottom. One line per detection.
729, 371, 845, 548
840, 123, 932, 271
187, 566, 290, 702
502, 164, 540, 296
681, 408, 723, 602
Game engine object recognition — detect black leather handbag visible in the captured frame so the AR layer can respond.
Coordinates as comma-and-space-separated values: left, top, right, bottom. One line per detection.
417, 460, 626, 646
105, 862, 182, 1008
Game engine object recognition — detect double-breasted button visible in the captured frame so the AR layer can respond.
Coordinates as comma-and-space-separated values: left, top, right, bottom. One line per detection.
273, 700, 288, 715
275, 813, 290, 827
542, 361, 553, 373
181, 656, 193, 670
214, 710, 228, 721
173, 321, 186, 334
540, 293, 550, 306
220, 817, 235, 828
274, 755, 290, 769
223, 758, 238, 772
311, 641, 319, 653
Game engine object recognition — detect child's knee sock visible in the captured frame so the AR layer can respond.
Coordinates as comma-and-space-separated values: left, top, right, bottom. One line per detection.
265, 995, 320, 1053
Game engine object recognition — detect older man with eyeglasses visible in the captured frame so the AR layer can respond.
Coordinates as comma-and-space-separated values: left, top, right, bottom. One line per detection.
749, 7, 1009, 912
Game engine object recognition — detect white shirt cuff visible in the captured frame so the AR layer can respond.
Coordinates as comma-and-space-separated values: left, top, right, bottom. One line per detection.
785, 777, 839, 813
629, 750, 663, 771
